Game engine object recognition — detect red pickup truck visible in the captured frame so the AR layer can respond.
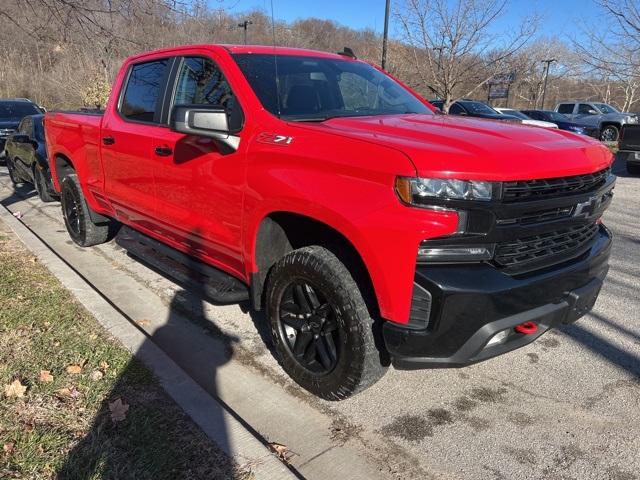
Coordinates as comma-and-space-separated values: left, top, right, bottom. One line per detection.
45, 45, 615, 400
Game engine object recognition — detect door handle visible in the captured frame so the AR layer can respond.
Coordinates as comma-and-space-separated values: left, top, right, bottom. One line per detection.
102, 136, 116, 145
154, 146, 173, 157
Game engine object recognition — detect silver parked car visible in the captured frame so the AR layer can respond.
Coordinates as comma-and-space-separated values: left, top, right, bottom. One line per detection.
494, 108, 558, 129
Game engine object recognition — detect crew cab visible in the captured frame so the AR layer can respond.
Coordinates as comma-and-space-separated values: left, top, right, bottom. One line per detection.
45, 45, 615, 400
555, 101, 640, 142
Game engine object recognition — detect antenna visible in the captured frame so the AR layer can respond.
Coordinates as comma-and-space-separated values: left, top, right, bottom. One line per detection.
271, 0, 282, 117
337, 47, 357, 60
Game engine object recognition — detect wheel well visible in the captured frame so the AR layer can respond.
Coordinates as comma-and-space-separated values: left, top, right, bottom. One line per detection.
54, 154, 110, 224
54, 154, 75, 183
252, 213, 377, 315
600, 122, 620, 130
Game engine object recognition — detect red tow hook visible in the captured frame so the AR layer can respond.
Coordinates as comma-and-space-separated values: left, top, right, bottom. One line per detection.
514, 321, 538, 334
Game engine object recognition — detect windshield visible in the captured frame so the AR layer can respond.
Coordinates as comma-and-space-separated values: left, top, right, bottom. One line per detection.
232, 53, 431, 121
593, 103, 620, 114
544, 111, 569, 122
0, 102, 42, 121
500, 109, 529, 120
461, 102, 498, 115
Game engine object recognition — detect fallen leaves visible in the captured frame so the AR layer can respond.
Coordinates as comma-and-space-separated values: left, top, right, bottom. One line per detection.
67, 365, 82, 375
40, 371, 54, 383
268, 442, 298, 464
4, 380, 27, 398
57, 387, 78, 400
137, 319, 151, 326
109, 398, 129, 423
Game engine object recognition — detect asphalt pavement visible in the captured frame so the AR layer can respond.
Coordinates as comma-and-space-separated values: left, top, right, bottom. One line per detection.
1, 154, 638, 479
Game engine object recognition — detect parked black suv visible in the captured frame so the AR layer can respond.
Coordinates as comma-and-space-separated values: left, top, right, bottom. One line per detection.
429, 99, 521, 122
0, 99, 45, 157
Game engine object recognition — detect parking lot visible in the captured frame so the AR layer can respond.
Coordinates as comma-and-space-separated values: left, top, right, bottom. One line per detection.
1, 154, 638, 479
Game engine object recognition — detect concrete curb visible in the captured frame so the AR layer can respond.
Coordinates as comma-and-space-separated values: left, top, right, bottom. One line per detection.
0, 204, 296, 480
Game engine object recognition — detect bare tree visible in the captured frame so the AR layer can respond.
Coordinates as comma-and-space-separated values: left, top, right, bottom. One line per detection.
572, 0, 640, 111
393, 0, 543, 111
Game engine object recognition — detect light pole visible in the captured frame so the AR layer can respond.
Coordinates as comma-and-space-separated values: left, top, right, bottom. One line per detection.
238, 20, 253, 45
540, 58, 556, 110
382, 0, 390, 70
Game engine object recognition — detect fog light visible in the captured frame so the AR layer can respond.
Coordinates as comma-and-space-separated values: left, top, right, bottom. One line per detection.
485, 329, 509, 348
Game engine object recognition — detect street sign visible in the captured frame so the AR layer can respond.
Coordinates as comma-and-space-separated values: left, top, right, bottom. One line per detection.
487, 73, 516, 85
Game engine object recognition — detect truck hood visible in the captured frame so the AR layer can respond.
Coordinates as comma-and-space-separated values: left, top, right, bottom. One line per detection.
295, 114, 612, 181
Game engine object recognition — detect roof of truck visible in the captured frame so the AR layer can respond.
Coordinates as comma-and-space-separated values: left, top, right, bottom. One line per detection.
128, 44, 356, 63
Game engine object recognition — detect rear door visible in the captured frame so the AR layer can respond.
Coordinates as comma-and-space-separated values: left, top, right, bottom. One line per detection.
11, 116, 33, 177
101, 57, 176, 230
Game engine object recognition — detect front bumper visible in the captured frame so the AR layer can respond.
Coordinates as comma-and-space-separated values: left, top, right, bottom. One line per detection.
618, 150, 640, 166
383, 224, 612, 370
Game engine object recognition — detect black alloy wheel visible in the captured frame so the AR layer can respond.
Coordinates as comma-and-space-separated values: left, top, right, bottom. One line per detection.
34, 166, 56, 202
278, 280, 340, 374
60, 174, 109, 246
6, 159, 23, 185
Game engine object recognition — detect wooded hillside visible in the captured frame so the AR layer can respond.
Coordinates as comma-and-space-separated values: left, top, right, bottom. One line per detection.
1, 0, 638, 113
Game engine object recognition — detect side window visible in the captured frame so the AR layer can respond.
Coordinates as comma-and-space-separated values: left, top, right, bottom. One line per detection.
173, 56, 242, 131
120, 59, 169, 123
578, 103, 595, 115
449, 104, 465, 115
557, 104, 574, 114
174, 57, 234, 109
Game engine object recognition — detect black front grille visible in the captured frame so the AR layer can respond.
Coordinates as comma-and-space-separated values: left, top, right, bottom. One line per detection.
502, 168, 610, 202
494, 223, 599, 268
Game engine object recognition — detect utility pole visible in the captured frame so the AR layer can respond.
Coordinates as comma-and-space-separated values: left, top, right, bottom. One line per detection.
238, 20, 253, 45
382, 0, 390, 70
540, 59, 557, 110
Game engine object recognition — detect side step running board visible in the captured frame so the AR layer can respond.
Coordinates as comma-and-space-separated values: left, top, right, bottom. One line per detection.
115, 226, 250, 303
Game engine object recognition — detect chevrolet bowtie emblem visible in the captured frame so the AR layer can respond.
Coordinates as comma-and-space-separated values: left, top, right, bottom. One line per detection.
573, 196, 602, 219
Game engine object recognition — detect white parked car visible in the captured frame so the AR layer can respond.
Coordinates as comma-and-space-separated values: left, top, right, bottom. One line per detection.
494, 108, 558, 129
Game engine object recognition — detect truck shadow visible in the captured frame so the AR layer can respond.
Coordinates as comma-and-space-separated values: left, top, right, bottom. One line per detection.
56, 288, 242, 479
560, 321, 640, 378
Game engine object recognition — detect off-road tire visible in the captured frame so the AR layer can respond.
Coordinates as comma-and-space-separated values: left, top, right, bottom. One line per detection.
34, 166, 56, 202
266, 246, 387, 401
627, 162, 640, 175
60, 174, 108, 246
599, 125, 619, 142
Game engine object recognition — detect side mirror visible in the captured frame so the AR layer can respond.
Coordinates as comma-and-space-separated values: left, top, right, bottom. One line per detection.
11, 134, 32, 144
587, 109, 597, 115
170, 104, 239, 152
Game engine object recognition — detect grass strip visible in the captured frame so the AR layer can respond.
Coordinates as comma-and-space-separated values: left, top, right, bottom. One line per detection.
0, 221, 250, 479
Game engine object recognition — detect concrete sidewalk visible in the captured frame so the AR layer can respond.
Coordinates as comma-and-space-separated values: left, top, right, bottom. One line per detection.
0, 201, 296, 480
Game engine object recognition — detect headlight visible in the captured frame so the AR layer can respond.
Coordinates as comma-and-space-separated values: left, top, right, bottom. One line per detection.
395, 176, 496, 204
568, 126, 586, 134
417, 244, 495, 263
626, 116, 639, 124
